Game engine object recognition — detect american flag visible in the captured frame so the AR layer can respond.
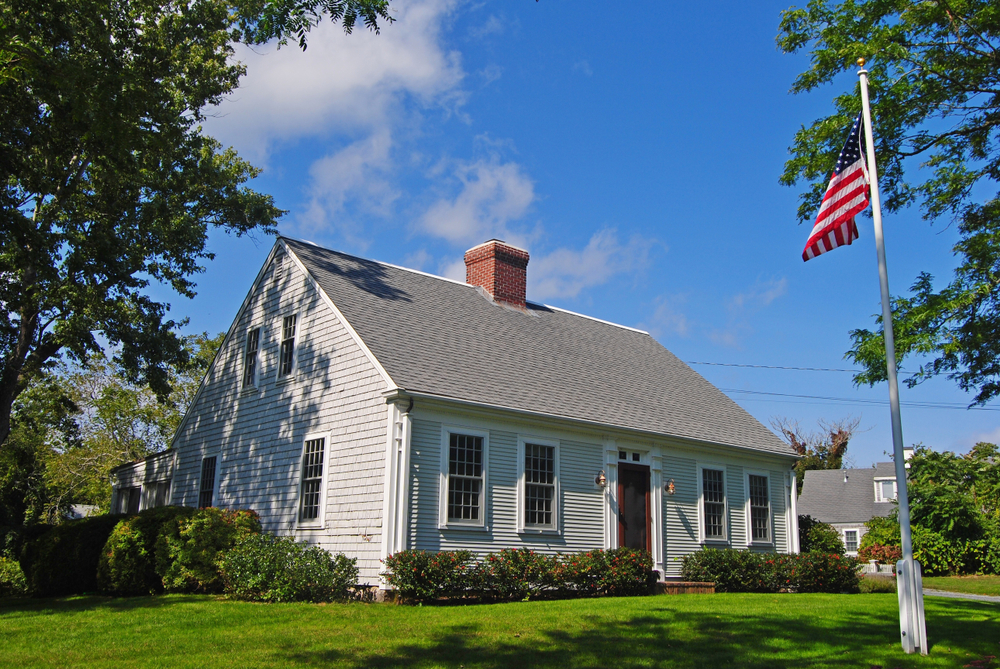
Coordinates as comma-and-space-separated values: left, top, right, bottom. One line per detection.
802, 113, 869, 261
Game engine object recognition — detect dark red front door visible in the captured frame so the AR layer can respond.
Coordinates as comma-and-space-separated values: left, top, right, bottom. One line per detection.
618, 463, 651, 551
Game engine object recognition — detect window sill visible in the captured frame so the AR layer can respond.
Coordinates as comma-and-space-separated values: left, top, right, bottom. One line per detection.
517, 527, 560, 536
274, 374, 297, 387
747, 541, 774, 549
296, 521, 325, 531
438, 523, 488, 532
701, 539, 730, 547
239, 386, 259, 396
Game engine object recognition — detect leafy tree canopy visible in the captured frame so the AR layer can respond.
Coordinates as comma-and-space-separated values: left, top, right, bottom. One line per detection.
0, 0, 392, 449
777, 0, 1000, 405
906, 442, 999, 541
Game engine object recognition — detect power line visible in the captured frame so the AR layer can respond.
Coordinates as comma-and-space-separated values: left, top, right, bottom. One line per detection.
719, 387, 1000, 411
688, 361, 860, 373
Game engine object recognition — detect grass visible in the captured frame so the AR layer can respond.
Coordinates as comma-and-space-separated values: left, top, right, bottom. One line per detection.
1, 594, 998, 668
923, 575, 1000, 597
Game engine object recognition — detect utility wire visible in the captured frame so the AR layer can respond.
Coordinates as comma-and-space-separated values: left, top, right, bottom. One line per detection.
688, 361, 859, 373
719, 387, 1000, 412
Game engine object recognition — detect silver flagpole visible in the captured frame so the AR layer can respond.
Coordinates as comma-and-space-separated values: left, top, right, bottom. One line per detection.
856, 56, 927, 655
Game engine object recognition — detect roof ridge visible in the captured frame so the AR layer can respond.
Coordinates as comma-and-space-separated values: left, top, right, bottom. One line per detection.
281, 236, 650, 335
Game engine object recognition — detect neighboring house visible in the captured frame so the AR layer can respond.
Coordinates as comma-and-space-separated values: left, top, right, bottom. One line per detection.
796, 459, 906, 555
111, 237, 800, 584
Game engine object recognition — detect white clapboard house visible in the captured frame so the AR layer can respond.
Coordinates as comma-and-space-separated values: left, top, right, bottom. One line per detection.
111, 237, 800, 584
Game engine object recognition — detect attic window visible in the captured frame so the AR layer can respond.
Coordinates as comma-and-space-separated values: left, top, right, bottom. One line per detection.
874, 478, 897, 502
279, 315, 297, 377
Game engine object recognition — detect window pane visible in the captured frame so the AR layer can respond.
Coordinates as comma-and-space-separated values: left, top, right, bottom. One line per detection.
448, 476, 481, 520
449, 434, 482, 477
448, 433, 484, 522
243, 328, 259, 388
524, 444, 555, 527
749, 475, 770, 542
880, 480, 895, 500
844, 530, 858, 553
199, 457, 217, 508
300, 438, 325, 521
702, 469, 725, 538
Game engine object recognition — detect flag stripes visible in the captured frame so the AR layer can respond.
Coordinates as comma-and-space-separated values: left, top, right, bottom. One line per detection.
802, 112, 869, 261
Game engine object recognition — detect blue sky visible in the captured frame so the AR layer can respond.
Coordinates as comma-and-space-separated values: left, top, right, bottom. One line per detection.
165, 0, 998, 467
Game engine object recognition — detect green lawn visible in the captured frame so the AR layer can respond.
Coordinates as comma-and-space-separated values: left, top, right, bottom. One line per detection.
923, 575, 1000, 597
0, 593, 997, 668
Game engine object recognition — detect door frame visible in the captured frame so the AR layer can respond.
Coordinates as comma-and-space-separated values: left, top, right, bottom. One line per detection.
617, 462, 652, 552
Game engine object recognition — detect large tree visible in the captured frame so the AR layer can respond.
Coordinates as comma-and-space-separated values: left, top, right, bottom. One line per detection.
771, 416, 860, 492
0, 0, 391, 448
777, 0, 1000, 405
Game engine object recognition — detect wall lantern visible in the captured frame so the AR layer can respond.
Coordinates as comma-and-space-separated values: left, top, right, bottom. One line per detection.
595, 470, 607, 488
665, 479, 676, 495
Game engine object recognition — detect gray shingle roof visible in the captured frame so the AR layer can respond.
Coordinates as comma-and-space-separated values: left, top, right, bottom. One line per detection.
797, 462, 898, 524
285, 238, 794, 456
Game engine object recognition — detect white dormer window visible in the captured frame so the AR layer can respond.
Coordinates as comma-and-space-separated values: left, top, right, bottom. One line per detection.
874, 478, 897, 502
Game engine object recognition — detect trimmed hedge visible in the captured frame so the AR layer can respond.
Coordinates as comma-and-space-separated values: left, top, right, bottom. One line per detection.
155, 508, 261, 593
680, 548, 860, 594
221, 534, 358, 602
19, 514, 123, 597
382, 548, 656, 604
97, 506, 197, 596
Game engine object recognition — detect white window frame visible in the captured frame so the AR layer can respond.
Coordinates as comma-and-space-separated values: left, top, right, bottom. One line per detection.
843, 528, 860, 555
277, 313, 299, 380
516, 436, 560, 534
874, 477, 898, 502
242, 326, 261, 389
198, 453, 222, 508
438, 426, 489, 530
697, 463, 729, 545
296, 431, 329, 529
744, 470, 773, 546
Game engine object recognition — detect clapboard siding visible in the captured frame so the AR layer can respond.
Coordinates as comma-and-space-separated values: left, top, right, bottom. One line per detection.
770, 468, 788, 551
170, 249, 389, 582
409, 420, 605, 556
728, 466, 746, 548
661, 454, 699, 577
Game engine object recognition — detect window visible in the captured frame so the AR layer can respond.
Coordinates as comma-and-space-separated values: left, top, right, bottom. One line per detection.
299, 437, 326, 522
279, 315, 297, 377
844, 529, 859, 553
748, 474, 771, 543
150, 480, 171, 508
448, 433, 484, 523
523, 442, 556, 529
242, 328, 260, 388
701, 467, 726, 541
115, 486, 141, 514
199, 456, 217, 508
875, 478, 897, 502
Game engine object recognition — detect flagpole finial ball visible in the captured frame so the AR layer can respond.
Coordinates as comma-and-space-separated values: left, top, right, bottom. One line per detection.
857, 57, 866, 67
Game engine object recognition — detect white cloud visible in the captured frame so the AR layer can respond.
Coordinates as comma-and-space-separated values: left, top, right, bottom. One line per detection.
404, 248, 434, 271
468, 14, 504, 39
440, 258, 467, 281
729, 277, 788, 312
573, 60, 593, 77
420, 158, 536, 243
205, 0, 465, 160
528, 229, 652, 301
971, 426, 1000, 446
299, 130, 398, 237
641, 295, 690, 339
479, 63, 503, 86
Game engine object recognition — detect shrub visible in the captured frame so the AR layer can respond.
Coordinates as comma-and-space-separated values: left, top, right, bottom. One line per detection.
911, 526, 962, 576
602, 547, 655, 596
221, 534, 357, 603
19, 514, 122, 597
798, 516, 845, 555
382, 550, 475, 603
859, 575, 897, 593
155, 508, 261, 593
789, 552, 859, 593
680, 548, 772, 593
556, 549, 609, 596
858, 543, 902, 564
475, 548, 558, 602
860, 516, 900, 550
97, 506, 197, 596
0, 556, 27, 597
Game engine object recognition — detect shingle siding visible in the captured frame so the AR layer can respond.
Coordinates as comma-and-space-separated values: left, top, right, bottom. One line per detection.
170, 251, 389, 582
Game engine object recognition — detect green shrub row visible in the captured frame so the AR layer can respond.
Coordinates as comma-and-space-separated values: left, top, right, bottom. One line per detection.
680, 548, 860, 593
860, 517, 1000, 576
382, 547, 655, 603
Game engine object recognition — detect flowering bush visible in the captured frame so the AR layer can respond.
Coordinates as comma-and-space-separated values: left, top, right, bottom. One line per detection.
475, 548, 558, 601
602, 547, 655, 596
682, 548, 859, 593
556, 549, 608, 596
857, 543, 902, 564
382, 549, 476, 603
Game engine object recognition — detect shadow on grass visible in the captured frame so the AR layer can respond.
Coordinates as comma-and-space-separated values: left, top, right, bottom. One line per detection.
0, 593, 218, 615
279, 598, 1000, 669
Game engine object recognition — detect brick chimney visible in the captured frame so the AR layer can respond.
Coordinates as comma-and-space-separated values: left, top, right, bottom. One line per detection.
464, 239, 530, 308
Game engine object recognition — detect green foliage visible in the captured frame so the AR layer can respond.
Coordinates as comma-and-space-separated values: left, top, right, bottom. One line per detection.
601, 547, 656, 597
155, 509, 261, 593
773, 418, 857, 492
476, 548, 558, 602
681, 548, 859, 593
907, 444, 999, 542
220, 534, 358, 602
777, 0, 1000, 404
556, 549, 610, 596
798, 515, 846, 555
96, 506, 197, 596
381, 550, 476, 602
857, 543, 901, 564
19, 514, 121, 596
860, 516, 900, 550
243, 0, 393, 49
859, 575, 896, 594
0, 556, 27, 596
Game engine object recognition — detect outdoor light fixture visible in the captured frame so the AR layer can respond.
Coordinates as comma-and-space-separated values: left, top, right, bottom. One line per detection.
665, 479, 676, 495
595, 470, 607, 488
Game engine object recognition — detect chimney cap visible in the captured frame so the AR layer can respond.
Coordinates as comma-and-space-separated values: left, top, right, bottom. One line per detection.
465, 238, 529, 255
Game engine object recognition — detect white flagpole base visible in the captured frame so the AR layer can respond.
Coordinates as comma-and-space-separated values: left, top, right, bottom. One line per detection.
896, 559, 928, 655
